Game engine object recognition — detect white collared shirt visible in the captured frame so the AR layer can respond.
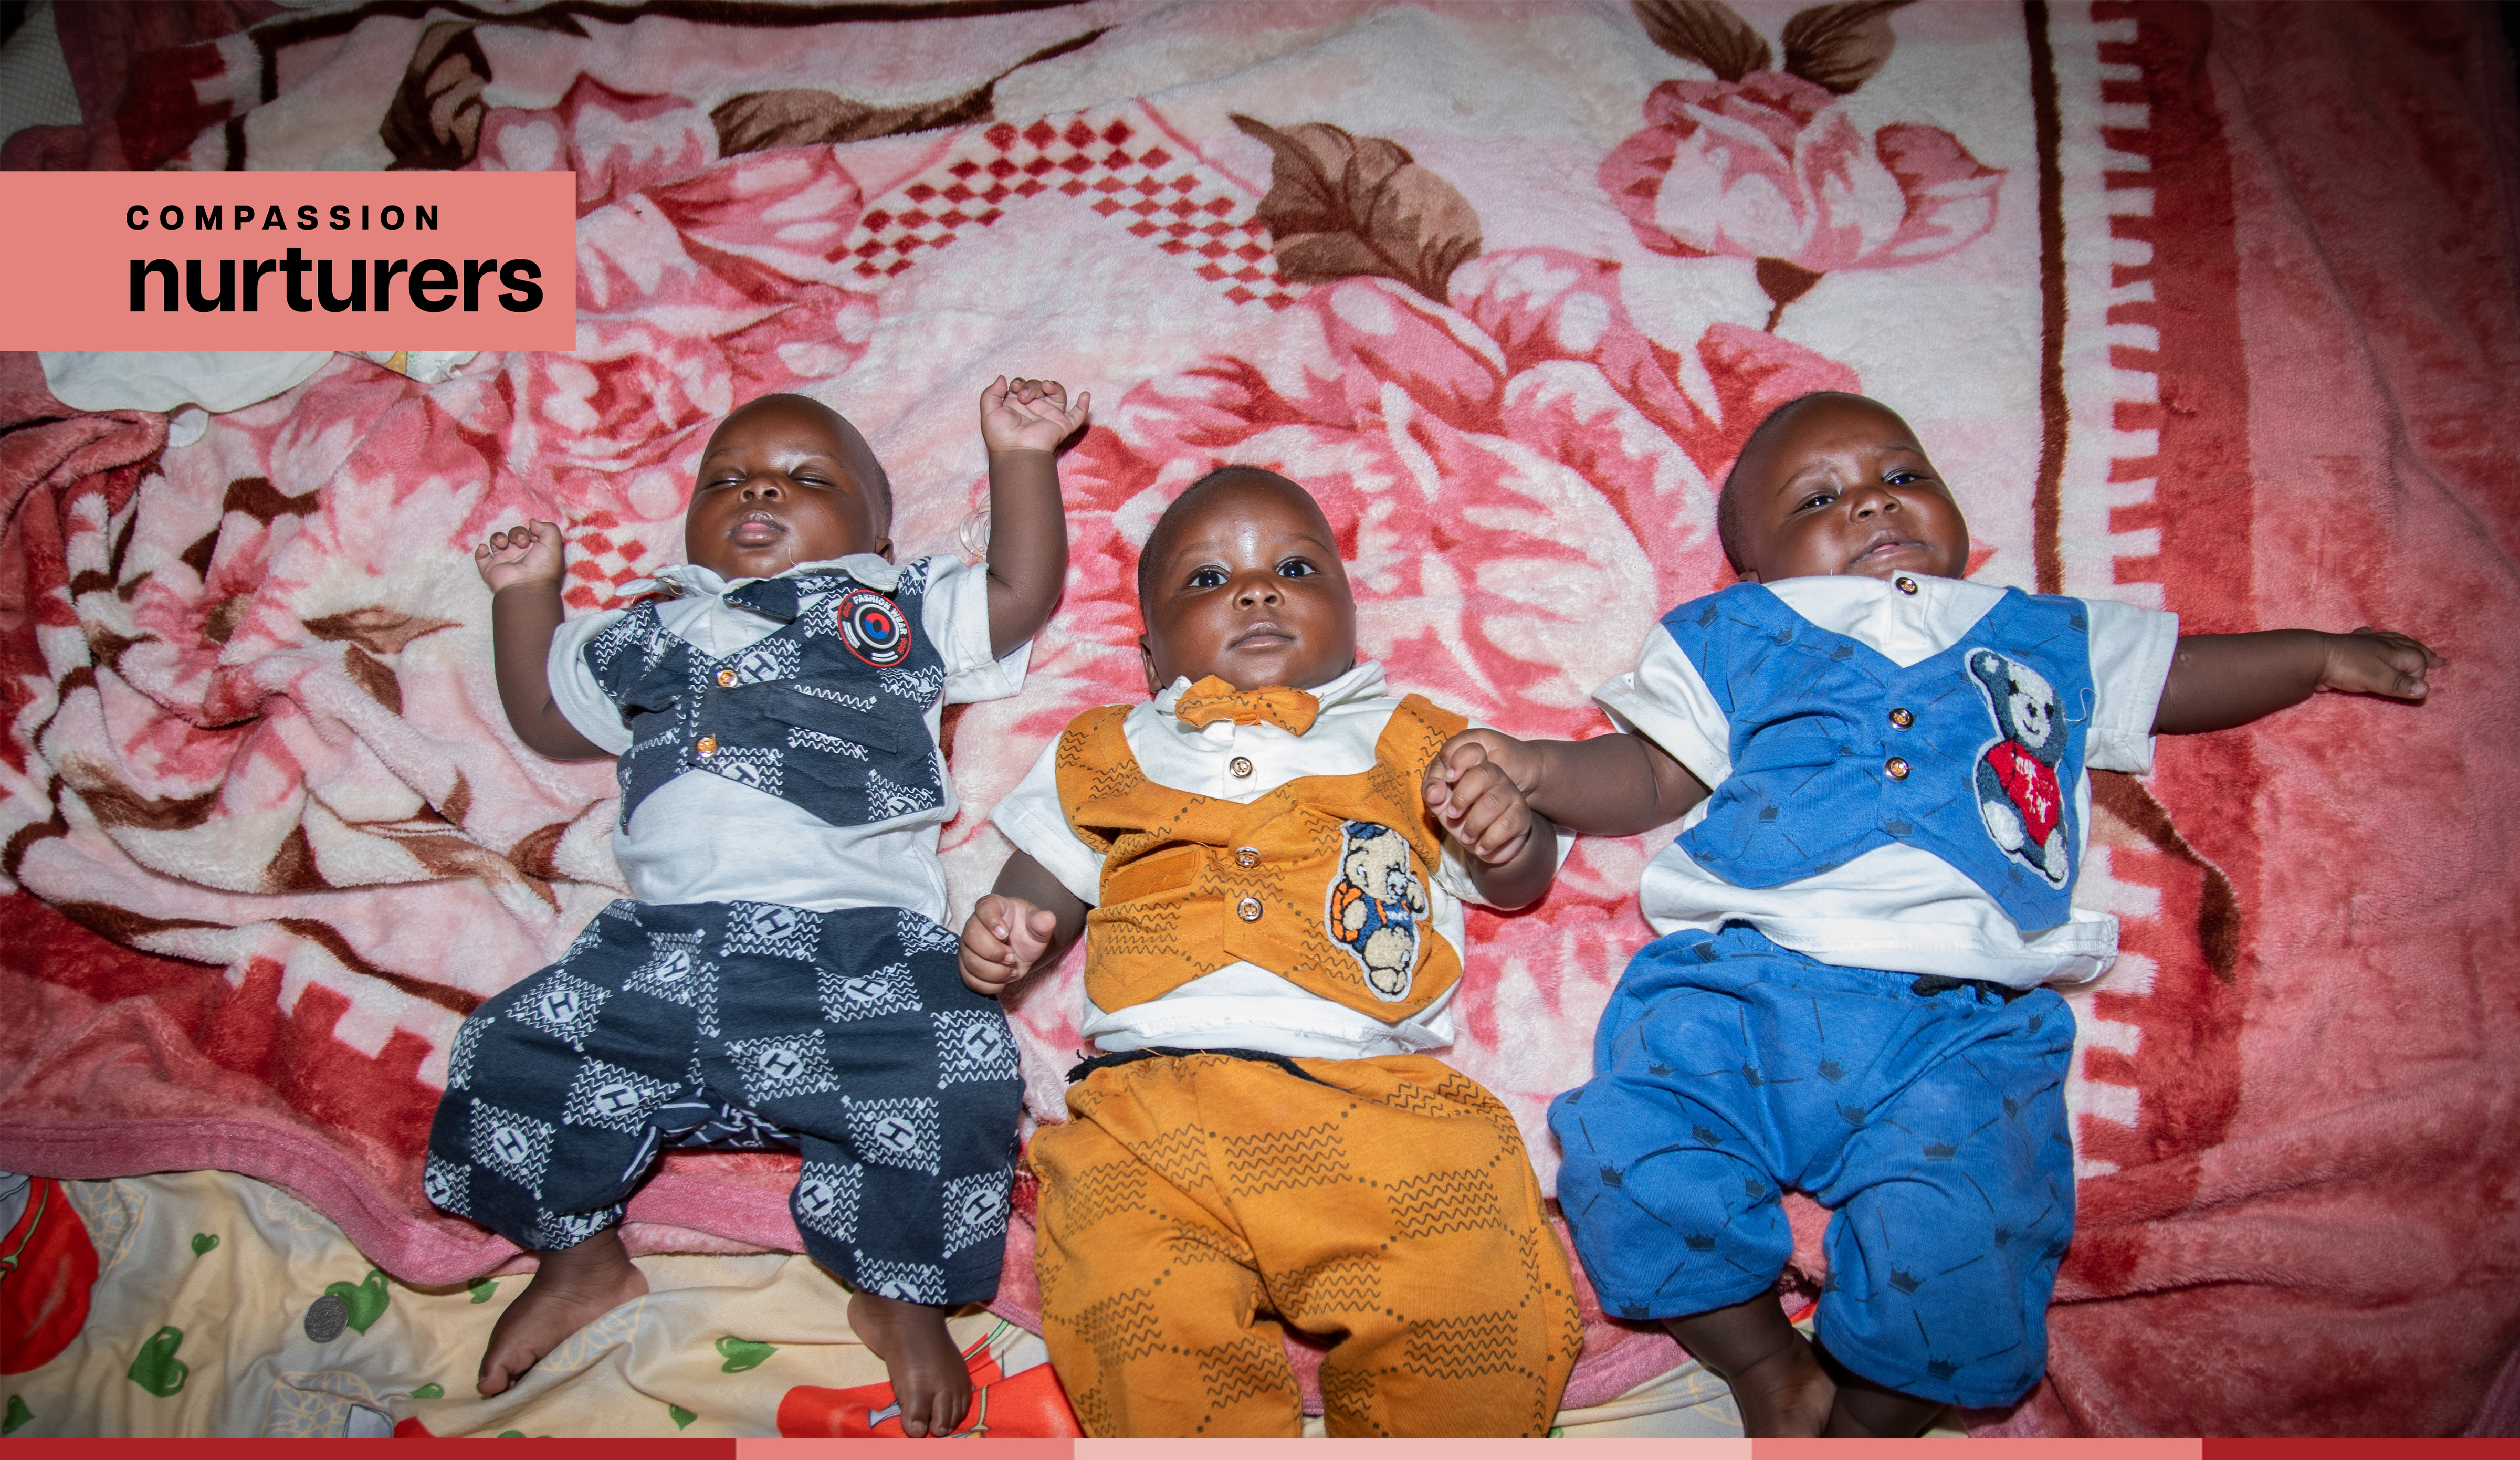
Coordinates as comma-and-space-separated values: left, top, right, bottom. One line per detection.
547, 553, 1030, 919
990, 660, 1573, 1058
1595, 575, 2178, 989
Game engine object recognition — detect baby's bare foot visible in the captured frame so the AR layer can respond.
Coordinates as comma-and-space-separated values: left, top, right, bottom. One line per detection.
1723, 1328, 1836, 1437
477, 1228, 647, 1396
848, 1291, 971, 1437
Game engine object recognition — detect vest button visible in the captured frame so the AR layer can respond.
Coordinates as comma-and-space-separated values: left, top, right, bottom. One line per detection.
1228, 757, 1254, 779
1235, 847, 1261, 868
716, 668, 738, 687
1236, 896, 1263, 922
697, 736, 717, 757
1885, 755, 1911, 780
1888, 707, 1914, 729
1894, 574, 1919, 595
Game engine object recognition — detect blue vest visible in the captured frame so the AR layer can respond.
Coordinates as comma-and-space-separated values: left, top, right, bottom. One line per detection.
1666, 582, 2095, 932
583, 562, 949, 831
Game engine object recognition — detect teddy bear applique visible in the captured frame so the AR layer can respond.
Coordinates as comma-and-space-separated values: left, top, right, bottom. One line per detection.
1967, 647, 2072, 889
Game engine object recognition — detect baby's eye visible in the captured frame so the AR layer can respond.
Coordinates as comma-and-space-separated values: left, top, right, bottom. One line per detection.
1800, 490, 1837, 511
1885, 470, 1923, 486
1277, 559, 1317, 579
1186, 566, 1228, 589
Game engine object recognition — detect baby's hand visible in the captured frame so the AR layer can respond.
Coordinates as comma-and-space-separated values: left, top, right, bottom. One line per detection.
979, 375, 1090, 456
1423, 730, 1539, 866
474, 519, 566, 594
2320, 627, 2440, 701
960, 893, 1059, 996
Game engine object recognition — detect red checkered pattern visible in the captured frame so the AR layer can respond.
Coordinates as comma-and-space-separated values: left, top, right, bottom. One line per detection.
560, 509, 675, 612
847, 104, 1299, 310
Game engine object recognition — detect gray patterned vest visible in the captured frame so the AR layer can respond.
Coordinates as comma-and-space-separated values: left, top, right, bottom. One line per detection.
583, 561, 950, 831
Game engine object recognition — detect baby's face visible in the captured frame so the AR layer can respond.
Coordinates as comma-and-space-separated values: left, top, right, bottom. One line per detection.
1730, 395, 1970, 583
684, 397, 888, 581
1138, 472, 1358, 694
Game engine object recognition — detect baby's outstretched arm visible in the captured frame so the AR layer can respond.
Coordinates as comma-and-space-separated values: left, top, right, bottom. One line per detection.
978, 376, 1090, 659
476, 520, 607, 760
1426, 729, 1711, 840
959, 850, 1089, 996
2154, 627, 2439, 734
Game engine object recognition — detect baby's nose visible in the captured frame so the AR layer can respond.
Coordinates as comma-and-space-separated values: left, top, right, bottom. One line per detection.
740, 477, 783, 500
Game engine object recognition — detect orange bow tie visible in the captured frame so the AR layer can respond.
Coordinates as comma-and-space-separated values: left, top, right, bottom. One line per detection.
1172, 676, 1321, 736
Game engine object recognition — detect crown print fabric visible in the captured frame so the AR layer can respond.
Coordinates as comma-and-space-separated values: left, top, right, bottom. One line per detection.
1, 0, 2515, 1437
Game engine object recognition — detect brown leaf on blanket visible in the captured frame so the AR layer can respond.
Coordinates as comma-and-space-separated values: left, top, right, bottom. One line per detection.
712, 89, 986, 155
178, 528, 219, 580
507, 821, 571, 881
712, 27, 1109, 156
265, 824, 333, 893
342, 645, 401, 715
399, 832, 558, 909
1230, 116, 1483, 306
51, 901, 227, 951
436, 771, 471, 829
274, 918, 484, 1015
1634, 0, 1773, 81
203, 595, 253, 646
381, 22, 491, 171
1781, 0, 1915, 94
220, 476, 321, 526
79, 778, 219, 832
2091, 772, 2240, 982
304, 606, 459, 657
83, 623, 144, 673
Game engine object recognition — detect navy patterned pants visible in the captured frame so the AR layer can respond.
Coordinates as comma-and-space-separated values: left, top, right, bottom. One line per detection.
425, 898, 1023, 1307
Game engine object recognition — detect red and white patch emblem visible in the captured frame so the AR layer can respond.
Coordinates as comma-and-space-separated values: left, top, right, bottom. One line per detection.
834, 589, 911, 667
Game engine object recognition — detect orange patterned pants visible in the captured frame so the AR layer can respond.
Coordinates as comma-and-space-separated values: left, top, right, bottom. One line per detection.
1031, 1051, 1583, 1437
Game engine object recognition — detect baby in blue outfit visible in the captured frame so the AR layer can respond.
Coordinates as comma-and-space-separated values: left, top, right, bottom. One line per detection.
1421, 392, 2438, 1435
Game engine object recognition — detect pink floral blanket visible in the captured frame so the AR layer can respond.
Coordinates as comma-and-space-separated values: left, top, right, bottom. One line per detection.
4, 0, 2517, 1435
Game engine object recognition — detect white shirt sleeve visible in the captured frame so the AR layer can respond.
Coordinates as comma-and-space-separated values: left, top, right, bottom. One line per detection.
545, 607, 633, 755
989, 736, 1105, 907
919, 555, 1032, 706
1591, 621, 1734, 789
2082, 598, 2180, 774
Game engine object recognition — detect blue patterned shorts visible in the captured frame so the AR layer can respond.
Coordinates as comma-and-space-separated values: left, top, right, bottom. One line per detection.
1550, 923, 2075, 1408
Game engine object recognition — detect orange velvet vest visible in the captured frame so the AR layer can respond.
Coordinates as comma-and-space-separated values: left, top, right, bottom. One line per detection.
1055, 695, 1471, 1023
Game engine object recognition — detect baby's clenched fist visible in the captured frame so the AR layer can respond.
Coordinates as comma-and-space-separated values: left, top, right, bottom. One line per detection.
960, 893, 1059, 996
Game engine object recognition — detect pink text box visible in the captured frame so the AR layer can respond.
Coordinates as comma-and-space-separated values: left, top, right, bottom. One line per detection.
0, 171, 577, 351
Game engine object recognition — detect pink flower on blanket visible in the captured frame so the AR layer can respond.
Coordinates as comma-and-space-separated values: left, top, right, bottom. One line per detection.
503, 146, 879, 605
472, 77, 717, 218
1602, 73, 2003, 327
975, 250, 1857, 1174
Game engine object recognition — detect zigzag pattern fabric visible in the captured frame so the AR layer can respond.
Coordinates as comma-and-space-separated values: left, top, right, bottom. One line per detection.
1031, 1051, 1583, 1436
1054, 695, 1468, 1021
588, 564, 947, 830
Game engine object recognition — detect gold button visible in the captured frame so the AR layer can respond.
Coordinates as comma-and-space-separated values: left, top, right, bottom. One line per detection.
1885, 756, 1910, 780
1888, 707, 1914, 729
1894, 575, 1918, 595
697, 736, 717, 756
1235, 847, 1261, 868
1228, 757, 1254, 779
717, 668, 737, 687
1236, 896, 1263, 922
